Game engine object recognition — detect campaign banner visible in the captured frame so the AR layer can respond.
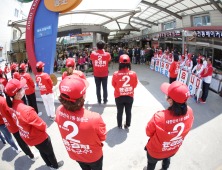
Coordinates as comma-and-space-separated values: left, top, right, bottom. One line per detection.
164, 62, 171, 78
150, 57, 155, 71
195, 77, 203, 102
187, 74, 197, 96
176, 69, 181, 81
178, 70, 189, 84
155, 59, 161, 73
160, 61, 165, 75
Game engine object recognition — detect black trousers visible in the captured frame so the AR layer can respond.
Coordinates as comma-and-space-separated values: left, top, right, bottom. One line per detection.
13, 131, 34, 158
115, 96, 133, 127
146, 150, 171, 170
35, 136, 58, 168
26, 92, 39, 113
77, 155, 103, 170
94, 76, 108, 103
136, 55, 140, 64
169, 77, 177, 84
201, 81, 210, 102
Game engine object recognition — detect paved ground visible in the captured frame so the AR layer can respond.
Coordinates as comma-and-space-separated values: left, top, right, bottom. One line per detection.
1, 63, 222, 170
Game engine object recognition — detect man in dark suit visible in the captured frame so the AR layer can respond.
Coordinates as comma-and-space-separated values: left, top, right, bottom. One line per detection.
135, 46, 140, 64
118, 47, 124, 59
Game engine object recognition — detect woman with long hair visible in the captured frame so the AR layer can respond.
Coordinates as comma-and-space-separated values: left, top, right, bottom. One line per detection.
144, 81, 194, 170
62, 58, 86, 80
112, 55, 138, 129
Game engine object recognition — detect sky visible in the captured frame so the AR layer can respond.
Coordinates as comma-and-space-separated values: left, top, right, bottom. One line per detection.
21, 0, 141, 15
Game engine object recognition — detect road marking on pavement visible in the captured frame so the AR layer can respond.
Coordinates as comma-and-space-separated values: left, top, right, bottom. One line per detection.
216, 165, 222, 170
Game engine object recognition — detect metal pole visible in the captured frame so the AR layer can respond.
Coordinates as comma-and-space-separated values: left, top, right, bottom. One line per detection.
5, 42, 8, 63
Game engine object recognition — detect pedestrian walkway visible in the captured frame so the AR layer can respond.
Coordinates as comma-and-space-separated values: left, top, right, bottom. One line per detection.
1, 63, 222, 170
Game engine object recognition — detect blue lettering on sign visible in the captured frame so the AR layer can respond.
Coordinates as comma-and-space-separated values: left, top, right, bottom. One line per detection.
189, 85, 193, 94
36, 25, 52, 38
160, 68, 163, 74
165, 70, 168, 77
155, 66, 159, 72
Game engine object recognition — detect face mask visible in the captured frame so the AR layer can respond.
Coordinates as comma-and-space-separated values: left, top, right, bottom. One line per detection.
80, 57, 82, 58
19, 88, 25, 98
0, 84, 4, 92
16, 67, 18, 70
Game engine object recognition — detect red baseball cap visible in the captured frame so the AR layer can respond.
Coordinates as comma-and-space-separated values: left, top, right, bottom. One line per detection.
36, 61, 45, 69
188, 53, 192, 58
182, 55, 185, 59
0, 69, 3, 75
160, 81, 190, 103
10, 64, 18, 71
119, 55, 130, 63
66, 58, 75, 67
169, 53, 172, 57
165, 51, 168, 54
20, 63, 28, 70
4, 79, 26, 97
59, 76, 89, 102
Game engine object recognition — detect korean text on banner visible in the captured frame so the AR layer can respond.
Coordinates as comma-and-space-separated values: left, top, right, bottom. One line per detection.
178, 70, 189, 84
150, 58, 155, 71
160, 61, 165, 75
155, 59, 161, 73
195, 77, 203, 102
187, 74, 197, 96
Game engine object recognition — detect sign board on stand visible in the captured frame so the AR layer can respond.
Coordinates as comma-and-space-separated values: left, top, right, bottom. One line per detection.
160, 61, 165, 75
150, 57, 155, 71
178, 69, 189, 84
155, 59, 161, 73
187, 74, 197, 96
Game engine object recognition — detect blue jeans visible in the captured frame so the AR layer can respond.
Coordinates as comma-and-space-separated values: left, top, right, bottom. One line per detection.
141, 56, 145, 64
0, 132, 6, 143
0, 124, 18, 150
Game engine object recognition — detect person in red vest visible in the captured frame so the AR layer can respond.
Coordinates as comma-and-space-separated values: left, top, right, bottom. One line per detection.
10, 64, 20, 80
179, 55, 185, 69
4, 63, 10, 79
199, 57, 213, 103
55, 76, 106, 170
185, 53, 193, 73
11, 64, 27, 105
0, 69, 7, 87
169, 54, 180, 84
90, 40, 111, 104
168, 53, 173, 63
192, 57, 204, 76
35, 61, 55, 121
112, 55, 138, 129
0, 82, 39, 160
62, 58, 86, 80
20, 63, 42, 116
144, 81, 194, 170
77, 55, 85, 71
5, 79, 64, 170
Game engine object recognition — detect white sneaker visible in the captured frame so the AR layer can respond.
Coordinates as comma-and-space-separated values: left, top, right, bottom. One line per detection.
50, 161, 64, 170
29, 152, 40, 161
50, 117, 55, 121
16, 148, 21, 154
38, 112, 42, 117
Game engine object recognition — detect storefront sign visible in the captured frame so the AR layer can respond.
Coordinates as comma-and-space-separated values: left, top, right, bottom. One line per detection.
187, 37, 196, 42
152, 38, 159, 41
36, 25, 52, 38
77, 36, 84, 41
175, 30, 181, 36
70, 33, 91, 37
195, 31, 222, 38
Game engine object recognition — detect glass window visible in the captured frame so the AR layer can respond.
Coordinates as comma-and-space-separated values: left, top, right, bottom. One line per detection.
202, 15, 211, 26
166, 22, 174, 30
13, 30, 17, 40
213, 48, 222, 70
194, 15, 211, 27
14, 9, 19, 17
164, 24, 166, 31
194, 17, 202, 26
174, 22, 176, 29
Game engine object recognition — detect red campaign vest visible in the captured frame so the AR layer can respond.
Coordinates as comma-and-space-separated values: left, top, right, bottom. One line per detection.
4, 67, 10, 74
197, 64, 203, 72
112, 68, 138, 98
179, 59, 185, 64
146, 107, 194, 159
186, 59, 192, 67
